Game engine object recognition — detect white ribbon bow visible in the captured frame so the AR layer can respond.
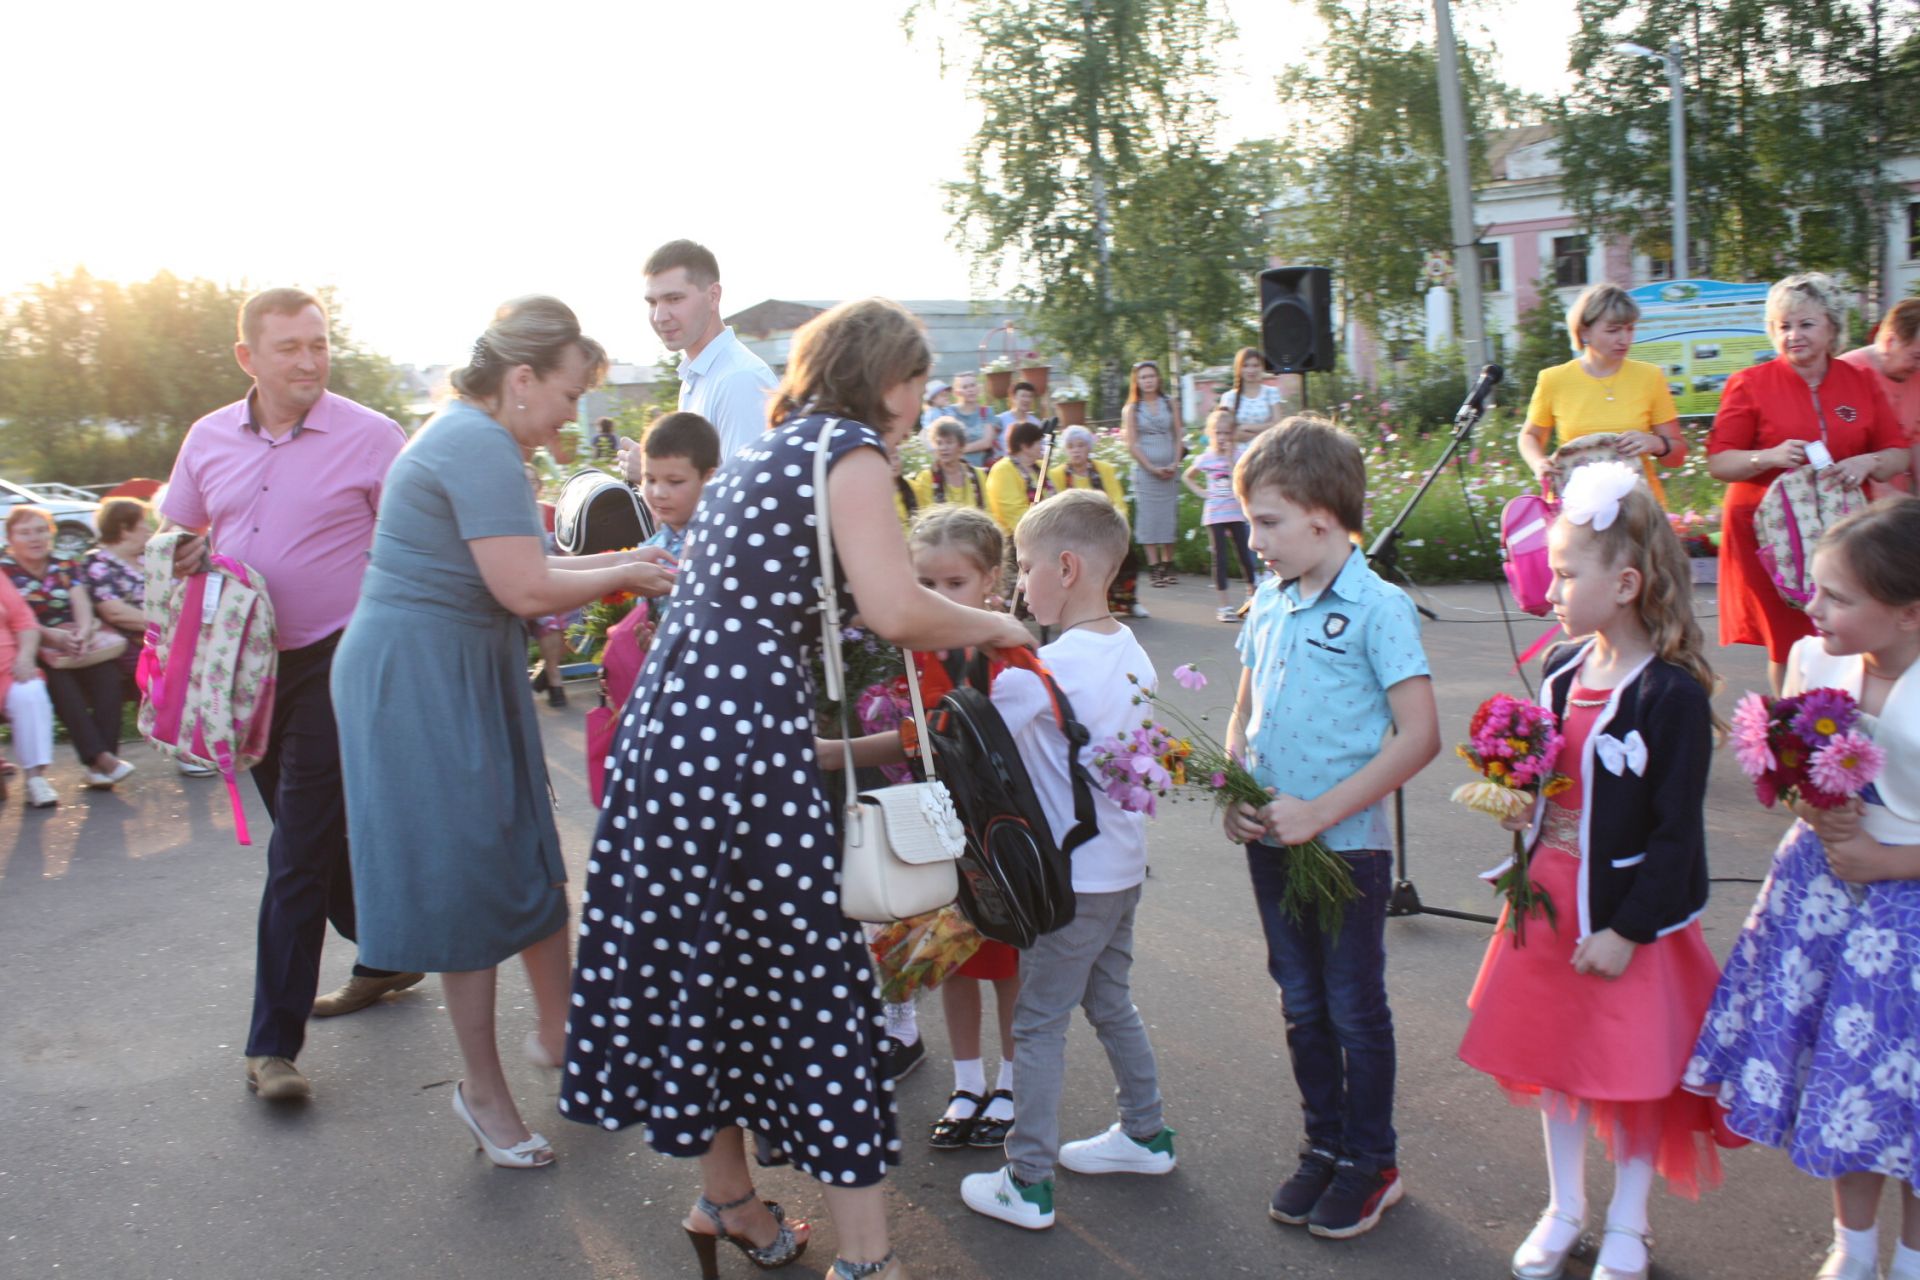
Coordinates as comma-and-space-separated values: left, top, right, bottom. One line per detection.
1594, 729, 1648, 777
1559, 459, 1641, 532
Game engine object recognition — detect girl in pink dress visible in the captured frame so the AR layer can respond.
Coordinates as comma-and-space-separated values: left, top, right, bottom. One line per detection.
1458, 462, 1740, 1280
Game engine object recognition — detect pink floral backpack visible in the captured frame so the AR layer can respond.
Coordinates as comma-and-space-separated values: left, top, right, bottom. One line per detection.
137, 532, 279, 844
1754, 463, 1866, 609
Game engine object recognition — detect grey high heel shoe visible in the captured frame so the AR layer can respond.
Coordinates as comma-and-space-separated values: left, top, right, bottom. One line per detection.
683, 1191, 807, 1279
1511, 1208, 1585, 1280
1592, 1224, 1652, 1280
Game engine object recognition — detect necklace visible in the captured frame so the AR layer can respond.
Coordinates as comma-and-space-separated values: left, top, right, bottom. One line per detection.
1583, 357, 1624, 402
1057, 613, 1115, 635
1569, 694, 1610, 708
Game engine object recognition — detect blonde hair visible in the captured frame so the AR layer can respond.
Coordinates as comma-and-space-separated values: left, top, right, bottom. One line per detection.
1016, 489, 1130, 583
909, 504, 1003, 579
1207, 405, 1236, 447
1562, 482, 1719, 708
927, 416, 968, 447
451, 296, 608, 400
1565, 283, 1639, 352
1766, 272, 1848, 356
767, 298, 930, 435
1234, 413, 1365, 533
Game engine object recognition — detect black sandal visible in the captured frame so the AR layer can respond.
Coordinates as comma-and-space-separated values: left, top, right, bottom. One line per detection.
928, 1090, 984, 1150
967, 1089, 1015, 1148
684, 1191, 807, 1279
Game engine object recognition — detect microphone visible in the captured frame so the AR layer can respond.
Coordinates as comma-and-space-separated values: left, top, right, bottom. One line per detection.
1455, 363, 1505, 421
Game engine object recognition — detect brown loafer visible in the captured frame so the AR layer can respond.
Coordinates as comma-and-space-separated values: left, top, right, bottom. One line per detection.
246, 1055, 312, 1101
311, 971, 426, 1018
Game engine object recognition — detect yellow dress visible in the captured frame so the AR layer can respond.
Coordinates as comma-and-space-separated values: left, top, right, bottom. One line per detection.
1525, 358, 1681, 505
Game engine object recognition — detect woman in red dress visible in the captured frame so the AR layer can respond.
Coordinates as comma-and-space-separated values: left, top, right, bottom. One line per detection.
1707, 272, 1910, 692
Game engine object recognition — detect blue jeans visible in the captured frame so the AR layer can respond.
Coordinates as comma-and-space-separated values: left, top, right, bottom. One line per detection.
1245, 844, 1396, 1170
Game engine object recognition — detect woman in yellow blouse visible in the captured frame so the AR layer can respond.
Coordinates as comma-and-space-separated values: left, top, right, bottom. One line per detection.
1047, 424, 1124, 499
910, 417, 989, 511
1517, 282, 1687, 504
984, 421, 1052, 533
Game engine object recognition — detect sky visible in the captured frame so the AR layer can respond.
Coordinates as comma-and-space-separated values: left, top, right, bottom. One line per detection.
1, 0, 1579, 369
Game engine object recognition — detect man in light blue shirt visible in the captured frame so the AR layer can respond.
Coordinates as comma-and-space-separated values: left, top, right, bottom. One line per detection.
643, 240, 777, 463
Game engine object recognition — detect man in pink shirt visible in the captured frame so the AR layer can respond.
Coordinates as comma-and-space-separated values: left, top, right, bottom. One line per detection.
162, 288, 416, 1102
1839, 298, 1920, 496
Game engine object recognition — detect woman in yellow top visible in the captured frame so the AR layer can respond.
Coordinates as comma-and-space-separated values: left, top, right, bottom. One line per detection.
1517, 282, 1687, 505
983, 420, 1053, 533
910, 417, 990, 511
1049, 424, 1144, 617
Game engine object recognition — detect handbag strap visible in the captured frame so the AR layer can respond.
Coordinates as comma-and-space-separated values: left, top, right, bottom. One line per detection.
812, 418, 938, 781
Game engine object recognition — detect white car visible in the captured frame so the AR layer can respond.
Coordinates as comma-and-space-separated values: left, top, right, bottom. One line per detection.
1, 478, 101, 559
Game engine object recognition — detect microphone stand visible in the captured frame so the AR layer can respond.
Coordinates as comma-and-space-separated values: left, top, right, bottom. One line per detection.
1366, 396, 1499, 925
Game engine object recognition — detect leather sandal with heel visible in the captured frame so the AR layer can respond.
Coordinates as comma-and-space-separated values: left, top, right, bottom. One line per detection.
967, 1089, 1015, 1149
928, 1090, 983, 1150
684, 1190, 807, 1279
833, 1253, 901, 1279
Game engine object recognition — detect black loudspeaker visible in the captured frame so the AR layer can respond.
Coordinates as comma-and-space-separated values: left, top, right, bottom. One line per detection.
1260, 266, 1335, 373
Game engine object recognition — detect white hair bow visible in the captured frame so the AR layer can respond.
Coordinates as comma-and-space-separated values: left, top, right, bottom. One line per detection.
1560, 459, 1640, 532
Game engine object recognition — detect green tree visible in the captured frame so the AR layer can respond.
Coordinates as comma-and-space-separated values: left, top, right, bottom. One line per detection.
1556, 0, 1918, 303
1503, 272, 1574, 411
1270, 0, 1530, 344
916, 0, 1234, 414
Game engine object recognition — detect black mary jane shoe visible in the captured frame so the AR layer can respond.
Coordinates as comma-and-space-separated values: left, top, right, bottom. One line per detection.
967, 1089, 1016, 1148
928, 1090, 984, 1150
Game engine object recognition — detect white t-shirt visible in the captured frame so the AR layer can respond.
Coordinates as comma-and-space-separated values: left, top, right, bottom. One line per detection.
1217, 384, 1284, 426
991, 626, 1158, 893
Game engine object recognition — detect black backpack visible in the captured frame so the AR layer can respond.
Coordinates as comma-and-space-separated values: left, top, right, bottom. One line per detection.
554, 467, 655, 555
919, 651, 1099, 949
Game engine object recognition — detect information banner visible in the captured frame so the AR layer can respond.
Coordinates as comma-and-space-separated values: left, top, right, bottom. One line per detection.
1628, 279, 1773, 418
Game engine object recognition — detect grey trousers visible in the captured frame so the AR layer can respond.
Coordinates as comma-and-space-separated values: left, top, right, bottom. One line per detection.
1006, 885, 1165, 1184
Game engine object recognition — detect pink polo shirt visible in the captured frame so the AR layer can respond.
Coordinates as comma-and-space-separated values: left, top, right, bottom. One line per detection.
1839, 345, 1920, 495
162, 390, 405, 650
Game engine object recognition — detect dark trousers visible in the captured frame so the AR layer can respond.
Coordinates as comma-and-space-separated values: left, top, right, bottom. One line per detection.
1245, 845, 1397, 1170
1208, 521, 1260, 592
41, 660, 122, 765
245, 633, 392, 1060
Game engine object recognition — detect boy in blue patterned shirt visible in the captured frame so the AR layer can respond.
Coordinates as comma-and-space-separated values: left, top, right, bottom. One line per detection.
1222, 416, 1440, 1241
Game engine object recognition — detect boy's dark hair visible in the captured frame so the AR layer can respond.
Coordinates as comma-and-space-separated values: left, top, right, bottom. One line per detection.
1234, 413, 1366, 534
644, 411, 721, 473
595, 416, 615, 432
1007, 421, 1046, 453
643, 239, 720, 287
1011, 380, 1037, 397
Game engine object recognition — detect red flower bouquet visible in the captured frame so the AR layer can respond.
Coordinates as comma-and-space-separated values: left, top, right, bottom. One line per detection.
1452, 693, 1573, 944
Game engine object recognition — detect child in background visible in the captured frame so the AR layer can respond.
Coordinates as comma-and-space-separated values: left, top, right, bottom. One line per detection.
817, 506, 1024, 1143
636, 411, 719, 559
1183, 406, 1261, 622
913, 418, 990, 512
961, 490, 1175, 1232
985, 421, 1054, 535
1223, 416, 1439, 1241
1686, 496, 1920, 1280
1459, 462, 1735, 1280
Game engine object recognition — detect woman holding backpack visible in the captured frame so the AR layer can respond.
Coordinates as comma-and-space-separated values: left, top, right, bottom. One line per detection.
1706, 272, 1909, 693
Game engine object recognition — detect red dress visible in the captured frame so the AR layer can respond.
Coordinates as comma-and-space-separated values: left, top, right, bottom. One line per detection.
1708, 357, 1904, 660
1458, 684, 1740, 1198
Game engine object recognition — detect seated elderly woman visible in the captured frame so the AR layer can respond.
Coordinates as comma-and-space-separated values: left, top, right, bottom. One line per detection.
1, 573, 60, 809
2, 505, 135, 788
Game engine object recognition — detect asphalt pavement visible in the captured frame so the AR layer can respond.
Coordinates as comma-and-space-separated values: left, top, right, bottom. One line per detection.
0, 577, 1867, 1279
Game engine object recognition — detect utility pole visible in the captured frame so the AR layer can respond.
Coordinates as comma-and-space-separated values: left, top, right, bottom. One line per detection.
1432, 0, 1487, 384
1618, 42, 1690, 281
1080, 0, 1120, 414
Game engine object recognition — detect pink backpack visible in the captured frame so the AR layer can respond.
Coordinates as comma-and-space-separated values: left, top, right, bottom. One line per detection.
585, 600, 650, 808
1500, 491, 1556, 616
137, 532, 279, 844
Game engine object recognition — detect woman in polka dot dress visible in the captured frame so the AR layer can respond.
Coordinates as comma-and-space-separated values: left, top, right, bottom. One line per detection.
562, 299, 1030, 1280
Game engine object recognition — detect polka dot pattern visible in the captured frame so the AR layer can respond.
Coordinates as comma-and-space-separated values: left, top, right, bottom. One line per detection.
558, 415, 903, 1188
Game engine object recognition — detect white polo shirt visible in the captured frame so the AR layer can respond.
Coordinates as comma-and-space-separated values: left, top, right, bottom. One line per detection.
678, 326, 778, 463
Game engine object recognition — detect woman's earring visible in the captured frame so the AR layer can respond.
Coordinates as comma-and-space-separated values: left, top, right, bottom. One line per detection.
516, 403, 526, 411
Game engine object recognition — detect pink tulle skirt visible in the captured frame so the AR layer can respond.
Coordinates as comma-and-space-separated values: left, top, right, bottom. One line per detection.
1458, 848, 1745, 1199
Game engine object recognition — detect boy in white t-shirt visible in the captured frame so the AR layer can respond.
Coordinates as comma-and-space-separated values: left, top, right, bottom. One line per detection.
960, 489, 1174, 1231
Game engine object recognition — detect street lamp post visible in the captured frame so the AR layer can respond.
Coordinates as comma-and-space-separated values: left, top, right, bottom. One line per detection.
1617, 41, 1689, 281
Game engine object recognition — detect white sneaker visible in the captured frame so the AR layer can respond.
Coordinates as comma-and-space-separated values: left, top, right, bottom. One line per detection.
1058, 1122, 1177, 1175
25, 776, 59, 808
1130, 602, 1151, 618
85, 760, 136, 788
960, 1165, 1054, 1230
178, 760, 217, 778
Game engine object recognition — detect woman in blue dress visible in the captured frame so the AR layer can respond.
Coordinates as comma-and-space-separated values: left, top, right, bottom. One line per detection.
561, 299, 1030, 1280
1685, 499, 1920, 1280
334, 297, 676, 1170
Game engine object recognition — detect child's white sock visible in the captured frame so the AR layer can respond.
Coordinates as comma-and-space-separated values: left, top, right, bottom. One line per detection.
951, 1058, 986, 1098
884, 1000, 918, 1046
1891, 1240, 1920, 1277
1837, 1219, 1880, 1262
996, 1060, 1015, 1095
981, 1061, 1016, 1121
1596, 1156, 1654, 1273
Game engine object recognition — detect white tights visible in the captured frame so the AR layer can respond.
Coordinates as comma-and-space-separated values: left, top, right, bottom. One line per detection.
5, 677, 55, 770
1534, 1106, 1655, 1271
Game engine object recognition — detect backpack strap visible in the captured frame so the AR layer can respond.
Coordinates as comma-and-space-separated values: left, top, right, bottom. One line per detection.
992, 646, 1099, 856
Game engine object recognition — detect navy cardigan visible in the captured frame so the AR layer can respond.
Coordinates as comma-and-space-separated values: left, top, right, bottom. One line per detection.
1524, 641, 1714, 943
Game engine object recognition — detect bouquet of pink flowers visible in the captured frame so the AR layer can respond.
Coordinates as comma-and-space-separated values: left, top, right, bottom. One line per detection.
1729, 687, 1883, 811
1452, 693, 1572, 944
1091, 663, 1359, 935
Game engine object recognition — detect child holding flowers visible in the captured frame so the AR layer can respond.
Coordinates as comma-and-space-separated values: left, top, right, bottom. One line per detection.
1458, 461, 1735, 1280
1685, 496, 1920, 1280
1222, 417, 1439, 1240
